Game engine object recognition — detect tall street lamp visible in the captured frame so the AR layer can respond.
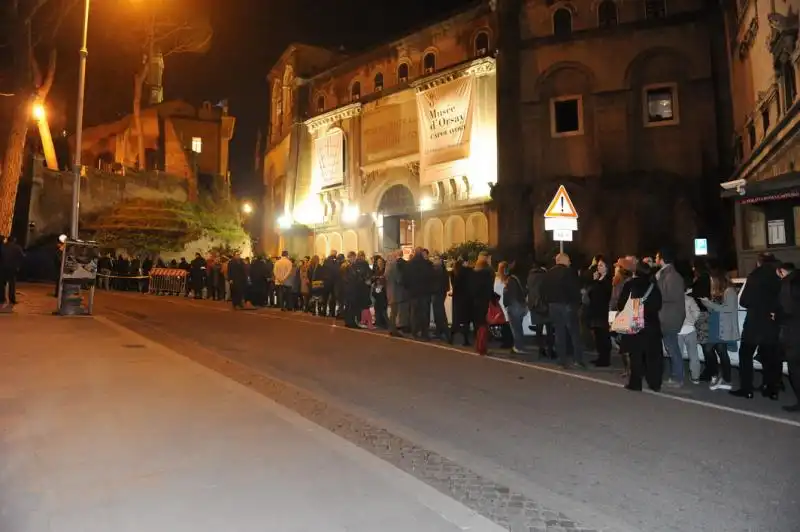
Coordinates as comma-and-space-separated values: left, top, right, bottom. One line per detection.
71, 0, 91, 240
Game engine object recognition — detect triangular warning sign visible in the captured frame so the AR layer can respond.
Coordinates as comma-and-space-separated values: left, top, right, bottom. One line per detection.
544, 185, 578, 218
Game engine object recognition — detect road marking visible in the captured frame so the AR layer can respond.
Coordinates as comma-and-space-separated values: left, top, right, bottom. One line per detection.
103, 292, 800, 429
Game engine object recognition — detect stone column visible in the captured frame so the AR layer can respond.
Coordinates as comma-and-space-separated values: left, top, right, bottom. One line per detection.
492, 0, 531, 256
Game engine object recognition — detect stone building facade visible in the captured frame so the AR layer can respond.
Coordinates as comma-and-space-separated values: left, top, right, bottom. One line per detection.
264, 0, 730, 261
513, 0, 730, 261
263, 8, 496, 258
722, 0, 800, 273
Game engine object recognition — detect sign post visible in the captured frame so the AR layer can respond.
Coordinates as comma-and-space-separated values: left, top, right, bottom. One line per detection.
544, 185, 579, 254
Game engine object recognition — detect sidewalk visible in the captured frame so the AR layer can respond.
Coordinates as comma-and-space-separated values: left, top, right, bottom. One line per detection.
0, 292, 502, 532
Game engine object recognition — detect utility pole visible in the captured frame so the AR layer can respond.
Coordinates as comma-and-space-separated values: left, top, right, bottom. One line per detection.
70, 0, 91, 239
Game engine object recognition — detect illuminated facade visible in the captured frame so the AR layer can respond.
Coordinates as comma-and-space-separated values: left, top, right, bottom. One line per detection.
263, 6, 496, 257
721, 0, 800, 273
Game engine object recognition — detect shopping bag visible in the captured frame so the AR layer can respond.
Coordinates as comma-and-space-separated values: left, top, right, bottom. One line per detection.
611, 284, 654, 335
486, 301, 507, 325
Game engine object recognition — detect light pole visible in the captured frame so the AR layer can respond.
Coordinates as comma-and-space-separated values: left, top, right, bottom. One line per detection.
70, 0, 91, 240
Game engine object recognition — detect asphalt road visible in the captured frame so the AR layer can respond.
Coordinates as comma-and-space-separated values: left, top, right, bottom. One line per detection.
93, 291, 800, 532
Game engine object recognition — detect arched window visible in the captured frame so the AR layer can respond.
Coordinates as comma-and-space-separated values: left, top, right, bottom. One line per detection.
316, 94, 325, 113
374, 72, 384, 92
598, 0, 618, 27
553, 8, 573, 38
474, 32, 490, 56
351, 81, 361, 101
783, 62, 797, 111
397, 62, 410, 83
423, 52, 436, 74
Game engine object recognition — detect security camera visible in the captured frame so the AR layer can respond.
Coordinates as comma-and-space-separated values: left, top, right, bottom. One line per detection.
720, 179, 746, 191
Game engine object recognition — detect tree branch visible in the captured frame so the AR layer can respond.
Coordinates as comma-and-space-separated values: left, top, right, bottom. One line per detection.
36, 48, 57, 98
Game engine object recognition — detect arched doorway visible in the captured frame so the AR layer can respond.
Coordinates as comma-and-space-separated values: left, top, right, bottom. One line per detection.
377, 184, 417, 252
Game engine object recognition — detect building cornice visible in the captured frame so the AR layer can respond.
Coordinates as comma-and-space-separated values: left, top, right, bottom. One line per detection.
411, 56, 496, 91
304, 103, 362, 133
733, 102, 800, 182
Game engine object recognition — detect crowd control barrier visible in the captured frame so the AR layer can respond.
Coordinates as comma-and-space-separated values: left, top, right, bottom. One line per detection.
148, 268, 188, 296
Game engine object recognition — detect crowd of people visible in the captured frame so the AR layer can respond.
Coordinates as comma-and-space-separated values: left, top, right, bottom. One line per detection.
96, 245, 800, 413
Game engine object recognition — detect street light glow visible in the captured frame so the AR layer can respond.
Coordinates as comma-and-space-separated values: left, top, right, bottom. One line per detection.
277, 214, 292, 229
342, 204, 360, 224
242, 202, 253, 215
419, 195, 433, 211
32, 103, 45, 121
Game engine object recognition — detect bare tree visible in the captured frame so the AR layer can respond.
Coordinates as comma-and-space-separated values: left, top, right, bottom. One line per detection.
0, 0, 78, 236
131, 9, 212, 171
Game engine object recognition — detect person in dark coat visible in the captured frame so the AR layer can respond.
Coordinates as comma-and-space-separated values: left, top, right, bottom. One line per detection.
249, 256, 269, 307
189, 253, 206, 299
228, 253, 247, 309
352, 251, 373, 327
0, 236, 24, 306
321, 251, 339, 317
616, 261, 663, 392
471, 253, 495, 355
449, 257, 473, 346
542, 253, 585, 368
340, 254, 359, 328
526, 261, 554, 359
431, 255, 451, 342
371, 256, 389, 328
405, 247, 434, 340
587, 259, 613, 367
731, 252, 782, 399
777, 262, 800, 412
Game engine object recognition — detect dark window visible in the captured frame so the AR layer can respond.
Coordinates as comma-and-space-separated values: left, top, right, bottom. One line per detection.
598, 0, 618, 27
645, 86, 676, 122
316, 95, 325, 113
747, 122, 756, 149
552, 98, 581, 134
423, 53, 436, 73
783, 62, 797, 110
553, 8, 572, 37
475, 32, 490, 56
398, 63, 409, 82
374, 72, 384, 92
761, 107, 770, 134
645, 0, 666, 19
351, 82, 361, 101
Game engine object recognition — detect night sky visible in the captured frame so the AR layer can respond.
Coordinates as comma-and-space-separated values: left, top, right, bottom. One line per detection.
29, 0, 474, 198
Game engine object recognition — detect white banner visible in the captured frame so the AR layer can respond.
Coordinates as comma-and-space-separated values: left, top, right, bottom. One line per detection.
314, 129, 345, 188
416, 75, 474, 184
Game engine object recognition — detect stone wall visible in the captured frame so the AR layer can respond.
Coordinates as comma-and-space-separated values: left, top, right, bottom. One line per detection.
26, 159, 189, 241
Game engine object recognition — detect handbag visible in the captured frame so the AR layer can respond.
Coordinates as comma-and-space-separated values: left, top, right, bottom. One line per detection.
486, 301, 507, 325
611, 283, 654, 335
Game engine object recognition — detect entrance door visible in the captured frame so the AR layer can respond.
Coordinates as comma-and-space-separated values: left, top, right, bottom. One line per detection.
377, 185, 417, 254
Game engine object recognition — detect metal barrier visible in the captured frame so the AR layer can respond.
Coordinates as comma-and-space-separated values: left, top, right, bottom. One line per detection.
148, 268, 188, 296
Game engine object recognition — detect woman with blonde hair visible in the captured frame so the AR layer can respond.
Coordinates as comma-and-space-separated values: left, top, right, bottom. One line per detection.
699, 270, 738, 391
472, 252, 495, 355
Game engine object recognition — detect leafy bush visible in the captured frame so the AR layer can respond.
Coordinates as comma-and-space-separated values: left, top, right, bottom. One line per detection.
444, 240, 491, 262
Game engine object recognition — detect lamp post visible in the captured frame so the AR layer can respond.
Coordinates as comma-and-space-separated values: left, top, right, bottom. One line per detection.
70, 0, 91, 240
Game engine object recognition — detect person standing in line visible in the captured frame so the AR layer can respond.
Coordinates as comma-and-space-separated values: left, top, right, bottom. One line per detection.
471, 252, 495, 356
542, 253, 585, 369
274, 250, 293, 311
385, 250, 405, 337
405, 247, 434, 341
502, 260, 530, 355
699, 271, 738, 391
228, 253, 247, 310
777, 262, 800, 412
731, 252, 782, 399
0, 236, 23, 306
527, 261, 554, 359
372, 256, 389, 328
189, 253, 206, 299
586, 259, 613, 367
431, 255, 451, 342
617, 261, 663, 392
450, 257, 473, 346
655, 249, 687, 387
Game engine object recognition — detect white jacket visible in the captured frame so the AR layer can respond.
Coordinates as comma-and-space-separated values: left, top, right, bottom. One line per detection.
679, 295, 701, 335
274, 257, 293, 284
